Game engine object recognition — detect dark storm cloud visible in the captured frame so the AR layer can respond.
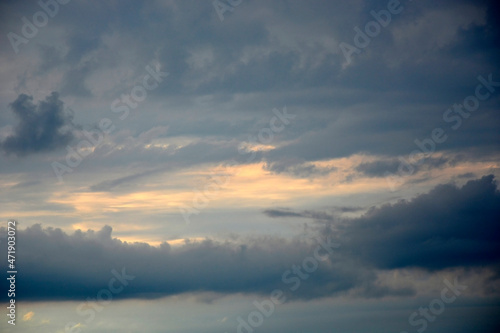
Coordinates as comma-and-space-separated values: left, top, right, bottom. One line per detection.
1, 92, 76, 156
339, 175, 500, 269
0, 224, 402, 302
268, 175, 500, 271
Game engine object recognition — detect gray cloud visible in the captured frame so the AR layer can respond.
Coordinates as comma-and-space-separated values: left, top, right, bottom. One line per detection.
88, 168, 166, 192
355, 156, 450, 177
264, 206, 364, 219
264, 158, 338, 178
262, 208, 304, 219
268, 175, 500, 271
2, 0, 499, 171
0, 1, 499, 331
339, 175, 500, 270
2, 176, 498, 303
1, 92, 75, 156
355, 159, 402, 177
263, 208, 334, 222
0, 224, 389, 302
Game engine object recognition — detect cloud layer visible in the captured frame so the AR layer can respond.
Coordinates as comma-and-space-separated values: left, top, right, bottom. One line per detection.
2, 176, 498, 302
1, 92, 75, 156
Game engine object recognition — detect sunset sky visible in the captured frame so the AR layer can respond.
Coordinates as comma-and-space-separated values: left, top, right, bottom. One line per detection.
0, 0, 499, 332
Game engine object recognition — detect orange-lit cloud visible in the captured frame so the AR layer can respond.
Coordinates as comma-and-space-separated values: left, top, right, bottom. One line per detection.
23, 311, 34, 321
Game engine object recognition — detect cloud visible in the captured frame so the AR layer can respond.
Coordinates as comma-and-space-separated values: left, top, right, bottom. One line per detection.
23, 311, 35, 321
2, 0, 499, 171
337, 175, 500, 270
263, 208, 334, 221
355, 159, 402, 177
88, 168, 165, 192
2, 177, 499, 302
1, 92, 76, 156
268, 175, 500, 271
263, 208, 304, 218
264, 158, 338, 178
263, 206, 363, 219
0, 1, 499, 314
0, 223, 400, 302
355, 156, 450, 177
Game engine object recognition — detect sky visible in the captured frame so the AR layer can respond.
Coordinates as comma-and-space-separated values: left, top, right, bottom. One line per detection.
0, 0, 499, 332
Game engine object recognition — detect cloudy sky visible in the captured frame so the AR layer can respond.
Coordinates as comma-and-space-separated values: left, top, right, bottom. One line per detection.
0, 0, 499, 332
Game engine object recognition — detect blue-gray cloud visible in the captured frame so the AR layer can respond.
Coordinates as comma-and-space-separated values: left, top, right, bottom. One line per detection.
1, 92, 76, 156
339, 175, 500, 270
2, 176, 499, 302
271, 175, 500, 270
